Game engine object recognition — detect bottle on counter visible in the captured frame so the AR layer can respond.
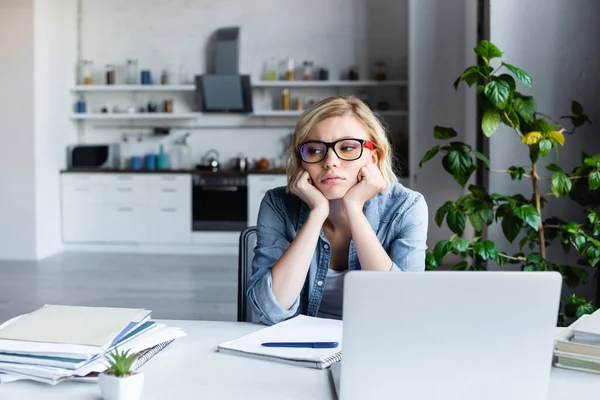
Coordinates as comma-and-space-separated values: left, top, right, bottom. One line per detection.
158, 145, 168, 170
173, 133, 192, 170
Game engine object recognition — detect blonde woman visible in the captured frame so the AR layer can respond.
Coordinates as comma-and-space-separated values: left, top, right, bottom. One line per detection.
247, 96, 428, 325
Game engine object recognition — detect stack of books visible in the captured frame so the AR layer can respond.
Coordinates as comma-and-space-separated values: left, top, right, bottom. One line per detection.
554, 309, 600, 374
0, 305, 186, 385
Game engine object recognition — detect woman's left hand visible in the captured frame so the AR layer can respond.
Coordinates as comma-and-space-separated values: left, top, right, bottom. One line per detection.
342, 164, 386, 214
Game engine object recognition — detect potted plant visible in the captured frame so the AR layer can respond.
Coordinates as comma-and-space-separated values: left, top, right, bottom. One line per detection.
420, 40, 598, 325
99, 348, 144, 400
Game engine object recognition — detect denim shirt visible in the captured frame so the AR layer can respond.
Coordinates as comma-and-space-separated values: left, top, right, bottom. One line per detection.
247, 181, 428, 325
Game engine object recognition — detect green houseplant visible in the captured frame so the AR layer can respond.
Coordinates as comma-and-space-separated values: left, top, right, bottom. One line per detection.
420, 40, 598, 325
98, 348, 144, 400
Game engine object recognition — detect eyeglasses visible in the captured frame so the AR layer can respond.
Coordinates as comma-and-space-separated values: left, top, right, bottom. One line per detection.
297, 138, 376, 164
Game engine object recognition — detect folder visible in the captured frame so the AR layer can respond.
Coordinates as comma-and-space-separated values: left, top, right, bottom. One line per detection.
0, 305, 150, 348
217, 315, 342, 369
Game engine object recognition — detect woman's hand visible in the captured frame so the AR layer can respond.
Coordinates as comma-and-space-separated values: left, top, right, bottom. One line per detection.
342, 164, 386, 214
290, 170, 329, 218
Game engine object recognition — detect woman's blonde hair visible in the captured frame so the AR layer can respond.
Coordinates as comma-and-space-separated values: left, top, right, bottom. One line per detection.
285, 96, 398, 193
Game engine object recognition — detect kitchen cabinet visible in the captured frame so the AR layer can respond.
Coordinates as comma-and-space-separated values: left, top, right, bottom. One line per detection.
247, 174, 288, 227
61, 173, 191, 244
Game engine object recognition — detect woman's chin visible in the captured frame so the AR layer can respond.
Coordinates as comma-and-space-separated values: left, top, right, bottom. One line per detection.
318, 185, 349, 200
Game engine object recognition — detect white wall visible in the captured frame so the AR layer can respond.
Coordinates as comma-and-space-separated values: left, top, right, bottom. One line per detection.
0, 0, 37, 259
33, 0, 77, 259
76, 0, 408, 170
409, 0, 478, 255
489, 0, 600, 297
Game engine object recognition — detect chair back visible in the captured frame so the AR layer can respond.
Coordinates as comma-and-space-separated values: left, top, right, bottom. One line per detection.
238, 226, 258, 322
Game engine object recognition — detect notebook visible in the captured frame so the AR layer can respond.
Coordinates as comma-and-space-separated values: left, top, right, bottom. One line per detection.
572, 309, 600, 344
555, 314, 600, 358
0, 305, 150, 348
217, 315, 342, 369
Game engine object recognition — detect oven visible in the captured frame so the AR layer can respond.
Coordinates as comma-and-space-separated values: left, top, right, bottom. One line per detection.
192, 174, 248, 231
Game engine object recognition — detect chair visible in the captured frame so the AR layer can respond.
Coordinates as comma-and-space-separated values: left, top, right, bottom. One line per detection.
238, 226, 258, 322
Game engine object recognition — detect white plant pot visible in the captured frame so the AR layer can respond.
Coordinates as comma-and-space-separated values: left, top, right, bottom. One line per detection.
98, 372, 144, 400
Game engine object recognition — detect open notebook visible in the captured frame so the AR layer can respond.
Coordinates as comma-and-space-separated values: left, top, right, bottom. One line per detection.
217, 315, 342, 369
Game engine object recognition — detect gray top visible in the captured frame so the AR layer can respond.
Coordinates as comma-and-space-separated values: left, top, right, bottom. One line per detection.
317, 269, 349, 320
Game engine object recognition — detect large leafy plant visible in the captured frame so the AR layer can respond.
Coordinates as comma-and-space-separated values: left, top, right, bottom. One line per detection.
420, 40, 598, 324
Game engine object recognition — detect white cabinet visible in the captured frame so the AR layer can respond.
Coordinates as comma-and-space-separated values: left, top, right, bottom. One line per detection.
247, 174, 287, 227
61, 173, 192, 244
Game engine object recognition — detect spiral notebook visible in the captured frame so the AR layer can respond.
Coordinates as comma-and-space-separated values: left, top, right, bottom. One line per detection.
217, 315, 342, 369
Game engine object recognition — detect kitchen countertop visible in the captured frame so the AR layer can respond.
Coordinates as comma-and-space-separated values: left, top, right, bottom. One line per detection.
60, 168, 287, 175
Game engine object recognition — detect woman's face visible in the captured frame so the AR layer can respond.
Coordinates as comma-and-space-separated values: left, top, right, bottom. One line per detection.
299, 115, 378, 200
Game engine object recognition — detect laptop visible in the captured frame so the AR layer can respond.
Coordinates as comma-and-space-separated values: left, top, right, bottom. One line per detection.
331, 271, 562, 400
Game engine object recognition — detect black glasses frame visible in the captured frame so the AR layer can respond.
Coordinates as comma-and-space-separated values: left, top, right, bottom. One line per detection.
296, 138, 376, 163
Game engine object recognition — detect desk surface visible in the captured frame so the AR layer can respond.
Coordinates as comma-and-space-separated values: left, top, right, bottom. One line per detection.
0, 320, 598, 399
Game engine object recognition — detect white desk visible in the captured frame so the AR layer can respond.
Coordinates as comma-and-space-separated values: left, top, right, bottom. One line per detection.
0, 320, 598, 399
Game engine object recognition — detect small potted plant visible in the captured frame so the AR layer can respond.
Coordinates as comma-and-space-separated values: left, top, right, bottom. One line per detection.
98, 348, 144, 400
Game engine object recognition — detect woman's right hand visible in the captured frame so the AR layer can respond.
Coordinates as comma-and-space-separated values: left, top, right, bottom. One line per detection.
290, 170, 329, 217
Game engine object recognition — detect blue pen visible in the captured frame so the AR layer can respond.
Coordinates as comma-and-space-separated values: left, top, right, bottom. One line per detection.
261, 342, 339, 348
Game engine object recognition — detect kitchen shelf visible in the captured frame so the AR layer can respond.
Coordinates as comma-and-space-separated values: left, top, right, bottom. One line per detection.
70, 85, 196, 92
252, 80, 408, 88
70, 113, 199, 120
251, 110, 408, 117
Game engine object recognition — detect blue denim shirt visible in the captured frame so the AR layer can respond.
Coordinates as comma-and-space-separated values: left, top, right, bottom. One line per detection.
247, 181, 428, 325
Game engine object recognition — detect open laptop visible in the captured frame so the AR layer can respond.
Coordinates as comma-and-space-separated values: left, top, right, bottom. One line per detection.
330, 271, 562, 400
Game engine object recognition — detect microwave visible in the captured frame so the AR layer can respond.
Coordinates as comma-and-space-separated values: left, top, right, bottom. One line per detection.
67, 144, 120, 169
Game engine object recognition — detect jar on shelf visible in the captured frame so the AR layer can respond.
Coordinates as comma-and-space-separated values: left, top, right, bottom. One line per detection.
265, 57, 278, 81
285, 57, 295, 81
302, 61, 314, 80
126, 59, 138, 84
80, 60, 94, 85
373, 61, 388, 81
106, 64, 116, 85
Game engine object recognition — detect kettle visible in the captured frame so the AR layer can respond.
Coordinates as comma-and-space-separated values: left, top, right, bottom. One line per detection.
234, 155, 249, 171
203, 149, 220, 172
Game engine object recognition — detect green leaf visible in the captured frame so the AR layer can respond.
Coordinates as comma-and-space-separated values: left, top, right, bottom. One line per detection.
453, 238, 469, 253
497, 74, 516, 92
571, 101, 584, 115
509, 166, 525, 181
484, 80, 511, 110
452, 261, 469, 271
546, 163, 563, 173
474, 40, 503, 65
475, 240, 497, 260
419, 145, 440, 167
453, 66, 493, 90
425, 252, 439, 270
443, 149, 475, 187
469, 212, 485, 232
539, 139, 552, 156
502, 62, 533, 87
551, 172, 573, 197
574, 235, 586, 250
514, 205, 540, 231
526, 252, 543, 265
585, 246, 600, 267
482, 109, 501, 137
471, 150, 490, 168
502, 215, 522, 243
512, 95, 537, 123
447, 209, 467, 236
576, 303, 596, 318
589, 170, 600, 190
435, 201, 454, 227
433, 126, 458, 140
